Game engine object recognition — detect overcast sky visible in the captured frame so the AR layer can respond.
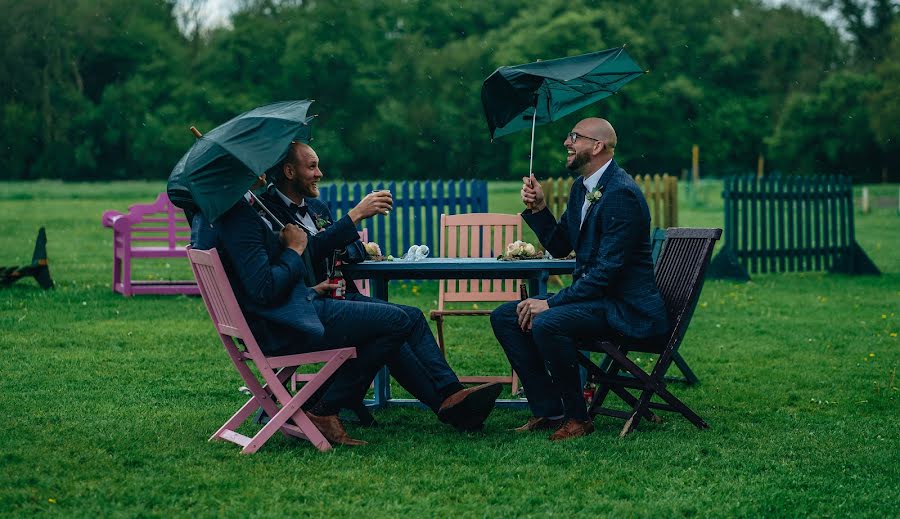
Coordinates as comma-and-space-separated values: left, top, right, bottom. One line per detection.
188, 0, 839, 33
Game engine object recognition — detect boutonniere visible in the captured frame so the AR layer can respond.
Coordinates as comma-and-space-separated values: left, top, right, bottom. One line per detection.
313, 214, 332, 231
586, 186, 603, 204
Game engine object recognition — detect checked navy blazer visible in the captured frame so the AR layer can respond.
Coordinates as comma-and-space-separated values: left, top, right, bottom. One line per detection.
191, 198, 325, 354
259, 185, 367, 293
523, 159, 669, 340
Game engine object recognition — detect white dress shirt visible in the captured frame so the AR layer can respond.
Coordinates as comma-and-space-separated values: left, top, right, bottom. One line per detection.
274, 188, 319, 235
580, 158, 612, 228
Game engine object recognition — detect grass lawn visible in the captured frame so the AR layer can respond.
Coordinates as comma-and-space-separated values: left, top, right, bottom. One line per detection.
0, 180, 897, 517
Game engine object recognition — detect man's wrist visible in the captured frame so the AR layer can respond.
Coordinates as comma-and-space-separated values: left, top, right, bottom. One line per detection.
348, 207, 363, 225
531, 201, 547, 213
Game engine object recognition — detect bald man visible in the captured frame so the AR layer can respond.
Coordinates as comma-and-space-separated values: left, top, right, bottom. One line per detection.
490, 118, 669, 441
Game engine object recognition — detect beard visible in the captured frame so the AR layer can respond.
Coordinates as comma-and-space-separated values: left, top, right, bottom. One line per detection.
566, 148, 590, 172
294, 177, 319, 198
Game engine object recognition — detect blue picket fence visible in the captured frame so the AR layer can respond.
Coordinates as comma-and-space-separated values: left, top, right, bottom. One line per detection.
318, 180, 489, 257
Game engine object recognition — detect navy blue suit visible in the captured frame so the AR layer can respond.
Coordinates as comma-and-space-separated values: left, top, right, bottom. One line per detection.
258, 187, 463, 412
490, 161, 668, 420
192, 198, 409, 411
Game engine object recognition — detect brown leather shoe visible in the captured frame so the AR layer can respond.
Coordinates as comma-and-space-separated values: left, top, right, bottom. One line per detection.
512, 416, 564, 432
548, 418, 595, 441
437, 382, 503, 431
306, 412, 368, 446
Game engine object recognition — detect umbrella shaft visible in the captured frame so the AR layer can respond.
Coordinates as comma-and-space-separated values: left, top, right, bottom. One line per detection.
528, 109, 536, 178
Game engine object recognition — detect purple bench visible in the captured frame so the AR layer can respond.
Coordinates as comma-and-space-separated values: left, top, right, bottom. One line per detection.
102, 193, 199, 296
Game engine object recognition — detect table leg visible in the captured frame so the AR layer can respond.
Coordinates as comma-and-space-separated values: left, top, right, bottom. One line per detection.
372, 278, 389, 301
369, 277, 392, 406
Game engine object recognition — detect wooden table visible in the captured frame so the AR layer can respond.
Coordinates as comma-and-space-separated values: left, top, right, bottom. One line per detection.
343, 257, 576, 409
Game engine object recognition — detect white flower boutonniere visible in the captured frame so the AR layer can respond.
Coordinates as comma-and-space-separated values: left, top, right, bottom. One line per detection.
586, 186, 603, 204
313, 215, 332, 231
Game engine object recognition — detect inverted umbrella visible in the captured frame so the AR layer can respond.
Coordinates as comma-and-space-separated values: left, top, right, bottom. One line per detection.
167, 99, 315, 223
481, 46, 645, 176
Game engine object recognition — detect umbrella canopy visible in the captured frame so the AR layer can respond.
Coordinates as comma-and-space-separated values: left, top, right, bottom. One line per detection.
167, 99, 315, 222
482, 47, 645, 139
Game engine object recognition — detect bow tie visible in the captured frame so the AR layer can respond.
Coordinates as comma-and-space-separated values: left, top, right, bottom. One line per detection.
289, 203, 309, 219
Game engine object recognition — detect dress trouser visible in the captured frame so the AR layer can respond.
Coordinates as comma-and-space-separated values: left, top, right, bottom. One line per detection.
345, 292, 461, 411
311, 296, 410, 409
491, 296, 614, 421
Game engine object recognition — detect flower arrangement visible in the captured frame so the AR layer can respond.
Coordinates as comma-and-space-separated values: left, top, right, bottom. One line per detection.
363, 241, 382, 258
363, 241, 393, 261
499, 240, 542, 260
586, 186, 603, 204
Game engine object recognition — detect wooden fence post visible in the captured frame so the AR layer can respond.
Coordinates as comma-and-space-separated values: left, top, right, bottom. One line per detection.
691, 144, 700, 186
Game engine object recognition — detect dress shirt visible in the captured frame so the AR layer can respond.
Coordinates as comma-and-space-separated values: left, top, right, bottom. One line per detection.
580, 158, 612, 228
274, 188, 318, 234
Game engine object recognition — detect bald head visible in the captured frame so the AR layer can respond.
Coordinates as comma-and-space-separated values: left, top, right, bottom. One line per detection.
565, 118, 617, 176
286, 141, 314, 163
277, 141, 323, 201
578, 118, 616, 150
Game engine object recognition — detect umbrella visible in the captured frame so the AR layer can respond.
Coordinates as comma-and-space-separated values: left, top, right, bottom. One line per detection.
167, 99, 315, 223
481, 46, 645, 176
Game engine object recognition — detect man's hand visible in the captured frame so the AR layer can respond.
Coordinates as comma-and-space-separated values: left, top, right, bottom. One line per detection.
516, 298, 550, 331
521, 176, 546, 213
348, 191, 393, 224
311, 279, 341, 296
280, 223, 308, 255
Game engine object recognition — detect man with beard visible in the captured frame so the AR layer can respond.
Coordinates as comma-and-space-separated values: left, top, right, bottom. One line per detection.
490, 118, 669, 441
258, 141, 502, 435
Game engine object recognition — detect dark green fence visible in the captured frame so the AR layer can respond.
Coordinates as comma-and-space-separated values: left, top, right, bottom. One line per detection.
708, 175, 879, 280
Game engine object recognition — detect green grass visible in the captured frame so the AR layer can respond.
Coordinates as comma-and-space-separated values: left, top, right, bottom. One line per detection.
0, 180, 898, 517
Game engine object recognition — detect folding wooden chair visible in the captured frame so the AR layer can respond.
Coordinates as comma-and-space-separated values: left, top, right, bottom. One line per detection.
430, 213, 522, 395
188, 247, 357, 453
577, 228, 722, 437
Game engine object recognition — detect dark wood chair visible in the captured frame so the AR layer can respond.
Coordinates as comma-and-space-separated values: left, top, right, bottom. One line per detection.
577, 227, 722, 437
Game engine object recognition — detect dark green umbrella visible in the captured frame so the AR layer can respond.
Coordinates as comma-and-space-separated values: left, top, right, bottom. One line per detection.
167, 99, 315, 223
481, 47, 645, 176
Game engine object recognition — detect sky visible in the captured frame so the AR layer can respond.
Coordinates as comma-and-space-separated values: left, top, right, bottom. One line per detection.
187, 0, 842, 34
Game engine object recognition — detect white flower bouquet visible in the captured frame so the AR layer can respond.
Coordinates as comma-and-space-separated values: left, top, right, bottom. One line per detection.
499, 240, 542, 260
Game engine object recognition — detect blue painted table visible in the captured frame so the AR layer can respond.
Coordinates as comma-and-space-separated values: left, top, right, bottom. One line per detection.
343, 257, 576, 409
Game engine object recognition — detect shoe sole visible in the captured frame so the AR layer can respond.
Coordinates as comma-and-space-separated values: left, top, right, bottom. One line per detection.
440, 383, 503, 431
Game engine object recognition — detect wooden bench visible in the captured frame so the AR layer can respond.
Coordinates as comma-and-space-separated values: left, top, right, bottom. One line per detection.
102, 193, 199, 296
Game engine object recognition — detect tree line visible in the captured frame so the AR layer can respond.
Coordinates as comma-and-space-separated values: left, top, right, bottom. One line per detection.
1, 0, 897, 183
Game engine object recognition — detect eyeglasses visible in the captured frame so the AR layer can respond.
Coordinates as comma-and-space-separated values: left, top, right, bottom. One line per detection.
567, 131, 601, 144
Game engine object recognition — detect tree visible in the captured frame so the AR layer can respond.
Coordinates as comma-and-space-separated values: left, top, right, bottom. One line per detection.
768, 71, 882, 180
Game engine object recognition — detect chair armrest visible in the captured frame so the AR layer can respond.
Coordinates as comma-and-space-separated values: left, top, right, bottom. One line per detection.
101, 210, 125, 227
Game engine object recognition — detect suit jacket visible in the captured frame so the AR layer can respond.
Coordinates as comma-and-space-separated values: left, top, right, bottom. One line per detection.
523, 160, 668, 339
259, 186, 366, 292
191, 199, 324, 353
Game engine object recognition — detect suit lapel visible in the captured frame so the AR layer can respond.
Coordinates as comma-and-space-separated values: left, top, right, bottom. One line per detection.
568, 179, 585, 247
262, 188, 319, 286
577, 161, 619, 240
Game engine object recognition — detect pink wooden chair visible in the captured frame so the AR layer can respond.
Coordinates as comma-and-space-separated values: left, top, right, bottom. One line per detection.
290, 230, 370, 392
430, 213, 522, 394
188, 247, 357, 453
